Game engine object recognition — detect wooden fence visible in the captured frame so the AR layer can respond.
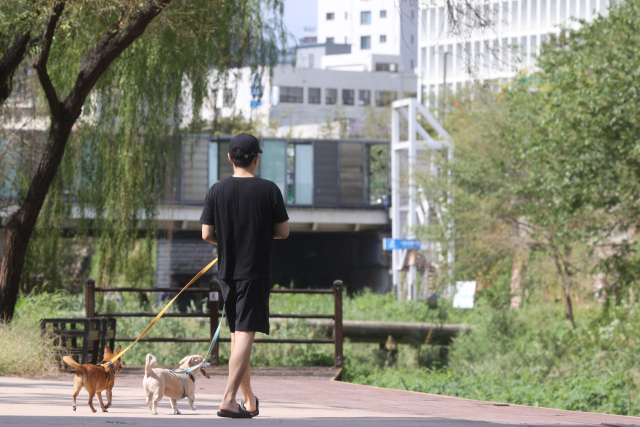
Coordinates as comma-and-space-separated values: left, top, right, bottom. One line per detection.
85, 279, 344, 367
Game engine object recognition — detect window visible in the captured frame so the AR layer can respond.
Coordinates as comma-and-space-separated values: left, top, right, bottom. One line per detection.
410, 59, 414, 69
342, 89, 355, 106
375, 90, 397, 106
279, 86, 303, 103
345, 12, 348, 19
380, 10, 387, 18
326, 12, 335, 20
326, 88, 338, 105
326, 37, 335, 44
358, 90, 371, 106
375, 62, 397, 72
410, 34, 414, 44
308, 88, 321, 104
411, 10, 414, 19
361, 11, 372, 24
380, 35, 387, 43
360, 36, 371, 50
223, 89, 234, 107
261, 140, 286, 196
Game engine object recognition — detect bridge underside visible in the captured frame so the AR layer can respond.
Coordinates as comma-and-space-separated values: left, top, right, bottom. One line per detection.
156, 206, 390, 295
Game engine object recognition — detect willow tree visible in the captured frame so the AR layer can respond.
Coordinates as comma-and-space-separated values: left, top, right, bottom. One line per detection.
0, 0, 285, 320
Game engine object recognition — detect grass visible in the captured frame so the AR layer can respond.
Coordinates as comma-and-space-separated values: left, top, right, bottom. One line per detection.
0, 297, 64, 377
6, 287, 640, 416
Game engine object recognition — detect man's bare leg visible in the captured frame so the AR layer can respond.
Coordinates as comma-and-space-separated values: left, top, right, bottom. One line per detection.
230, 333, 256, 412
220, 331, 255, 413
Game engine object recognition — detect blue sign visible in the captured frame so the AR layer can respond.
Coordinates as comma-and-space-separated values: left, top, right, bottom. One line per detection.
250, 75, 263, 108
383, 238, 423, 250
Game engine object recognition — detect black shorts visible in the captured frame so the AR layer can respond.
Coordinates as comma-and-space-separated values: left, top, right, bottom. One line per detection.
219, 278, 270, 335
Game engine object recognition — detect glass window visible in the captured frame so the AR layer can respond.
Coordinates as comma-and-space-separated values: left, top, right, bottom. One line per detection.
342, 89, 355, 106
218, 141, 233, 179
308, 88, 321, 104
345, 11, 348, 19
361, 11, 372, 24
326, 12, 335, 20
208, 142, 218, 188
380, 35, 387, 43
326, 88, 337, 105
375, 62, 397, 72
411, 10, 414, 19
359, 90, 371, 106
360, 36, 371, 50
380, 10, 387, 18
279, 86, 303, 103
375, 90, 398, 106
295, 144, 313, 205
410, 34, 414, 44
261, 140, 286, 196
326, 37, 334, 44
223, 89, 234, 107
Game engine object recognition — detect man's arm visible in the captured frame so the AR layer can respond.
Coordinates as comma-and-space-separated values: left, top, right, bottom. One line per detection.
202, 224, 217, 244
274, 221, 289, 239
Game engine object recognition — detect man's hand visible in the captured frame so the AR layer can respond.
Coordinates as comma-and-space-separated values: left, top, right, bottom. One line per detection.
202, 224, 217, 244
274, 221, 289, 239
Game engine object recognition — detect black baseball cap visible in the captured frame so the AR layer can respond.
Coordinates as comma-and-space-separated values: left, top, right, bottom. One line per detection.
229, 133, 262, 157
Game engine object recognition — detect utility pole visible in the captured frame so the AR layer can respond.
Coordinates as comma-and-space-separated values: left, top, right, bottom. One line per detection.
442, 51, 450, 123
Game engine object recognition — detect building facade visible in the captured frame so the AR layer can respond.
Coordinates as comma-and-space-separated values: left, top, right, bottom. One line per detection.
207, 65, 417, 138
318, 0, 419, 73
418, 0, 611, 101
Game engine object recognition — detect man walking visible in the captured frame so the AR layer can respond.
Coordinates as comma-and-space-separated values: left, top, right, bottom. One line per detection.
200, 133, 289, 418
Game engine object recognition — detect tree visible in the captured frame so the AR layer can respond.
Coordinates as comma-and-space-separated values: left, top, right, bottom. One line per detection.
520, 0, 640, 303
0, 0, 285, 320
416, 83, 596, 325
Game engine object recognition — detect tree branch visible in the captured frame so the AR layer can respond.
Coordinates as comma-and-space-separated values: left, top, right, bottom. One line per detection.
0, 32, 32, 105
33, 1, 66, 121
65, 0, 173, 117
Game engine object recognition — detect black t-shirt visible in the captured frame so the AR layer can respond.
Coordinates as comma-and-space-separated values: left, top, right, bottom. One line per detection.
199, 176, 289, 280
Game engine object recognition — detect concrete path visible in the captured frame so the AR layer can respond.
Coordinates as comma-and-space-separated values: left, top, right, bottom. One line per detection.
1, 372, 639, 427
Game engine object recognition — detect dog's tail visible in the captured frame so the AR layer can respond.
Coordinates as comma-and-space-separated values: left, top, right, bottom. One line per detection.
62, 356, 86, 376
145, 353, 157, 378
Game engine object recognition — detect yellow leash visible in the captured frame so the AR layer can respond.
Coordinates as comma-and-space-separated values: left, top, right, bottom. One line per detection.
110, 258, 218, 362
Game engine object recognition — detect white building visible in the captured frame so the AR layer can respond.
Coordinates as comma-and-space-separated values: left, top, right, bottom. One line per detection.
418, 0, 611, 101
206, 64, 417, 138
318, 0, 418, 73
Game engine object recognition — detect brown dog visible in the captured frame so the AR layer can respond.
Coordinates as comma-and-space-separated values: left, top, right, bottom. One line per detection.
63, 345, 125, 412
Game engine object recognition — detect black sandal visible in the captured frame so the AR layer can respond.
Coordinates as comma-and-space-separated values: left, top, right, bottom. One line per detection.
241, 396, 259, 417
217, 406, 253, 418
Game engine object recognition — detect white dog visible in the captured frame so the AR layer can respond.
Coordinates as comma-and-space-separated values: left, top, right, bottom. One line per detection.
143, 353, 211, 415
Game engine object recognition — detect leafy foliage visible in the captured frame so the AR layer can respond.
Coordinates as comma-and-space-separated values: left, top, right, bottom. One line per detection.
0, 0, 286, 291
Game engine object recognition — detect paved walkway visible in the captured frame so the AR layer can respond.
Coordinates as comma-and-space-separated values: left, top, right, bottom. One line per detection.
1, 369, 639, 426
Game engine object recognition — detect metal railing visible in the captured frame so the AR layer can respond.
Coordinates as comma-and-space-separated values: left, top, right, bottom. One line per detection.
85, 278, 344, 367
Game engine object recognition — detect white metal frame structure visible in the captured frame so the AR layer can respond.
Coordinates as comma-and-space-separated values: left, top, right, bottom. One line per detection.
391, 97, 452, 301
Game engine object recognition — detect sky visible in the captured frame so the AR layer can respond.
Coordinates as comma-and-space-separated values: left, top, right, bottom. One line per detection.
283, 0, 318, 44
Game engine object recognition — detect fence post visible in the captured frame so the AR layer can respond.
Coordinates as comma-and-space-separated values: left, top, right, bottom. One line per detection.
85, 278, 95, 318
209, 279, 220, 366
333, 280, 343, 368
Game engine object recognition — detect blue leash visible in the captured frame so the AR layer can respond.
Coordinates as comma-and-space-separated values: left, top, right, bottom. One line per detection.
166, 305, 226, 398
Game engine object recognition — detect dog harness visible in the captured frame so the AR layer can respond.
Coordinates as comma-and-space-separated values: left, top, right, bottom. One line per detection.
176, 371, 195, 399
95, 362, 116, 389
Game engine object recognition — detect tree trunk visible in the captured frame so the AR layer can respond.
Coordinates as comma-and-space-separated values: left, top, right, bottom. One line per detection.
551, 253, 575, 328
0, 31, 32, 105
0, 117, 73, 320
